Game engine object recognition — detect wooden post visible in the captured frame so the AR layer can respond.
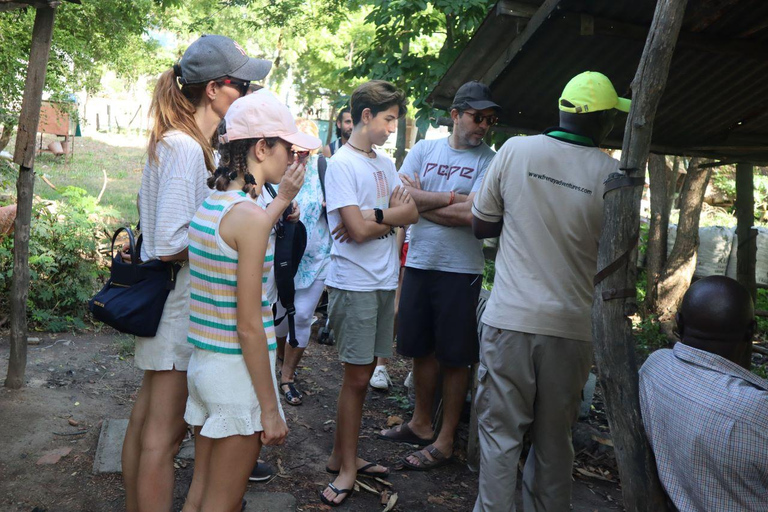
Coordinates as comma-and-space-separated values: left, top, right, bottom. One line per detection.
6, 5, 57, 389
735, 163, 757, 303
591, 0, 688, 510
326, 105, 337, 146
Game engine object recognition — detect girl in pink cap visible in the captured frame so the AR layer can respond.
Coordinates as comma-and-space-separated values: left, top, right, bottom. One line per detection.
182, 90, 321, 511
122, 35, 272, 512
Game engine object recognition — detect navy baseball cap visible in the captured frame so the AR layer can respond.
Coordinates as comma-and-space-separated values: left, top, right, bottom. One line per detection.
177, 35, 272, 85
451, 81, 501, 111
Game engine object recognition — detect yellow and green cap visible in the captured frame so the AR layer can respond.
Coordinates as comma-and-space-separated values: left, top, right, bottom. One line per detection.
558, 71, 631, 114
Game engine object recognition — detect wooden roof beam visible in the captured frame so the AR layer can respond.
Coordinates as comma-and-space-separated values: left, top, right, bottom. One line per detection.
568, 12, 768, 61
480, 0, 562, 86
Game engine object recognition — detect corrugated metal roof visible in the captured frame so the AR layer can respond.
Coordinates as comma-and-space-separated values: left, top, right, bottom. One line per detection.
430, 0, 768, 162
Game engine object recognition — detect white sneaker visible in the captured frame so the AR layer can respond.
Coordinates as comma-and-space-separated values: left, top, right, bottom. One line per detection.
369, 365, 391, 390
403, 371, 413, 389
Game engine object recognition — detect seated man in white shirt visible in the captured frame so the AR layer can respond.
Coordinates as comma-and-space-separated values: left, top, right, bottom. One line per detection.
639, 276, 768, 512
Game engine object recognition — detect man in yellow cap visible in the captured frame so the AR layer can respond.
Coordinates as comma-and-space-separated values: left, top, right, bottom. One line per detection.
470, 71, 630, 511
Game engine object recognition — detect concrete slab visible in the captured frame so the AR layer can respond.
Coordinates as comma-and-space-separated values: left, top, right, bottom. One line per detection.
178, 437, 195, 460
92, 418, 128, 474
242, 492, 296, 511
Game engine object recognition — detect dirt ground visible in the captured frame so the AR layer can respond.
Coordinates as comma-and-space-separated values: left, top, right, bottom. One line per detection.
0, 328, 623, 511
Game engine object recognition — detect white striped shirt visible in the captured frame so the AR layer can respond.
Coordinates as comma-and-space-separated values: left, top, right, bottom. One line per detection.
138, 131, 210, 261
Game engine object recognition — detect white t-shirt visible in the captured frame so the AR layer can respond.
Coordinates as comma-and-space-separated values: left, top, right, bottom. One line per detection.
399, 137, 494, 274
139, 131, 210, 261
472, 133, 619, 341
325, 145, 400, 291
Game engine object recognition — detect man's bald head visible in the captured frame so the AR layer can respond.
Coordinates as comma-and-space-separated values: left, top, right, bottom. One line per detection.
677, 276, 755, 367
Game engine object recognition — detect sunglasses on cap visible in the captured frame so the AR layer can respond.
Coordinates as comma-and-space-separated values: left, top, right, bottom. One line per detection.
462, 111, 499, 126
216, 78, 251, 97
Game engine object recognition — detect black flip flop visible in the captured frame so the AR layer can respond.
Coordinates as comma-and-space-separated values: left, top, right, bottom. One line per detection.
279, 382, 303, 406
319, 482, 353, 507
325, 461, 390, 478
377, 422, 433, 446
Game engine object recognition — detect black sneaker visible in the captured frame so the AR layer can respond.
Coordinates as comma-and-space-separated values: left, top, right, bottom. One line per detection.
248, 461, 276, 483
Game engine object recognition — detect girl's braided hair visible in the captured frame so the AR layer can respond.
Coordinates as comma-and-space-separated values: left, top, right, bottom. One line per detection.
209, 138, 279, 198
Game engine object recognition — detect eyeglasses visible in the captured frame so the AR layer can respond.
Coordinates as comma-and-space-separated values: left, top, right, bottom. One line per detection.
462, 111, 499, 126
216, 78, 251, 97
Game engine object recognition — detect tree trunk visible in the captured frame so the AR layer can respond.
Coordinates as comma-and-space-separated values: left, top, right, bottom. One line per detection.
654, 157, 711, 323
645, 154, 671, 310
646, 155, 680, 311
591, 0, 689, 510
6, 6, 57, 389
735, 163, 757, 303
326, 104, 337, 146
394, 20, 411, 169
0, 123, 13, 152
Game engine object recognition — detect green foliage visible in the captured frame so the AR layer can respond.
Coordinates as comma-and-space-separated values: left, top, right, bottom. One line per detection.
710, 169, 736, 198
385, 389, 411, 410
0, 1, 165, 129
482, 257, 495, 291
0, 187, 111, 331
633, 314, 671, 362
117, 335, 136, 358
709, 168, 768, 224
346, 0, 495, 134
757, 288, 768, 337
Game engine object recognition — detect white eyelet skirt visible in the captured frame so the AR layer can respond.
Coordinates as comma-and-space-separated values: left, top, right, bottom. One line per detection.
134, 264, 193, 371
184, 347, 285, 439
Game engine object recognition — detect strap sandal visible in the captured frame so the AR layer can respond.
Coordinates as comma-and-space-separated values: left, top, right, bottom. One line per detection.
319, 482, 354, 507
325, 461, 390, 478
401, 444, 453, 471
279, 382, 303, 406
377, 422, 433, 446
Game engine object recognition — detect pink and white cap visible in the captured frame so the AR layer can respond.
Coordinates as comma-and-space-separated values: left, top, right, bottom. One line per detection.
220, 89, 321, 150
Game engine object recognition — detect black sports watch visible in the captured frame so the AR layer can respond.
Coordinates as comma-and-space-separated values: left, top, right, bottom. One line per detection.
374, 208, 384, 224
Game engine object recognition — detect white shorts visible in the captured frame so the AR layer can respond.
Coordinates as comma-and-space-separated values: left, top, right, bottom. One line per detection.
184, 347, 285, 439
274, 278, 326, 348
134, 264, 193, 371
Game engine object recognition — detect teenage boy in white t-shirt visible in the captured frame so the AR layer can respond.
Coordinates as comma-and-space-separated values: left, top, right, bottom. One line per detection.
320, 80, 419, 507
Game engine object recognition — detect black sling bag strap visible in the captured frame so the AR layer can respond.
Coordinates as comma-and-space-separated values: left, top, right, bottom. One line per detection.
317, 155, 328, 222
264, 184, 307, 348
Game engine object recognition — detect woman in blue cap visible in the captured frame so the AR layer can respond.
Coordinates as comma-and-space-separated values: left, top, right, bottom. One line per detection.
121, 35, 271, 512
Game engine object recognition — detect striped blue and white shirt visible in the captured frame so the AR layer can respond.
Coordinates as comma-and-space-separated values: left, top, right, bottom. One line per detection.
639, 343, 768, 512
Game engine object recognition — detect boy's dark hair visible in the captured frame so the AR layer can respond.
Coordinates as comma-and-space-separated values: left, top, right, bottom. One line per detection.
350, 80, 407, 125
335, 107, 350, 138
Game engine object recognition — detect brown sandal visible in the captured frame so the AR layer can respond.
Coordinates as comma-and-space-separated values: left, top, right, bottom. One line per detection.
401, 444, 453, 471
377, 422, 433, 446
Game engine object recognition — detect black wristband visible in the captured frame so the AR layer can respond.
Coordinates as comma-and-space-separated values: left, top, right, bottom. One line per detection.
374, 208, 384, 224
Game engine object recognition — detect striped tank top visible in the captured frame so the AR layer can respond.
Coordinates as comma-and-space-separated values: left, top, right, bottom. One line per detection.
187, 190, 276, 354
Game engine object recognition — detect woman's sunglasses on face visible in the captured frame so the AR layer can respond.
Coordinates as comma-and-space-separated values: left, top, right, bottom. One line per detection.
293, 149, 310, 163
280, 141, 310, 163
217, 78, 251, 97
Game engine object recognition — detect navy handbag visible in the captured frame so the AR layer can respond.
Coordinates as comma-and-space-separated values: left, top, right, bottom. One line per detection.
88, 226, 180, 337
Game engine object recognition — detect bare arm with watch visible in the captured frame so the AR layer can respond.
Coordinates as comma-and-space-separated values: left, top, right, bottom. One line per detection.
332, 185, 418, 243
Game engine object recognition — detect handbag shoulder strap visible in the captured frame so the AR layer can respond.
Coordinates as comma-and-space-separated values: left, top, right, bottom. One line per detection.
111, 226, 137, 264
